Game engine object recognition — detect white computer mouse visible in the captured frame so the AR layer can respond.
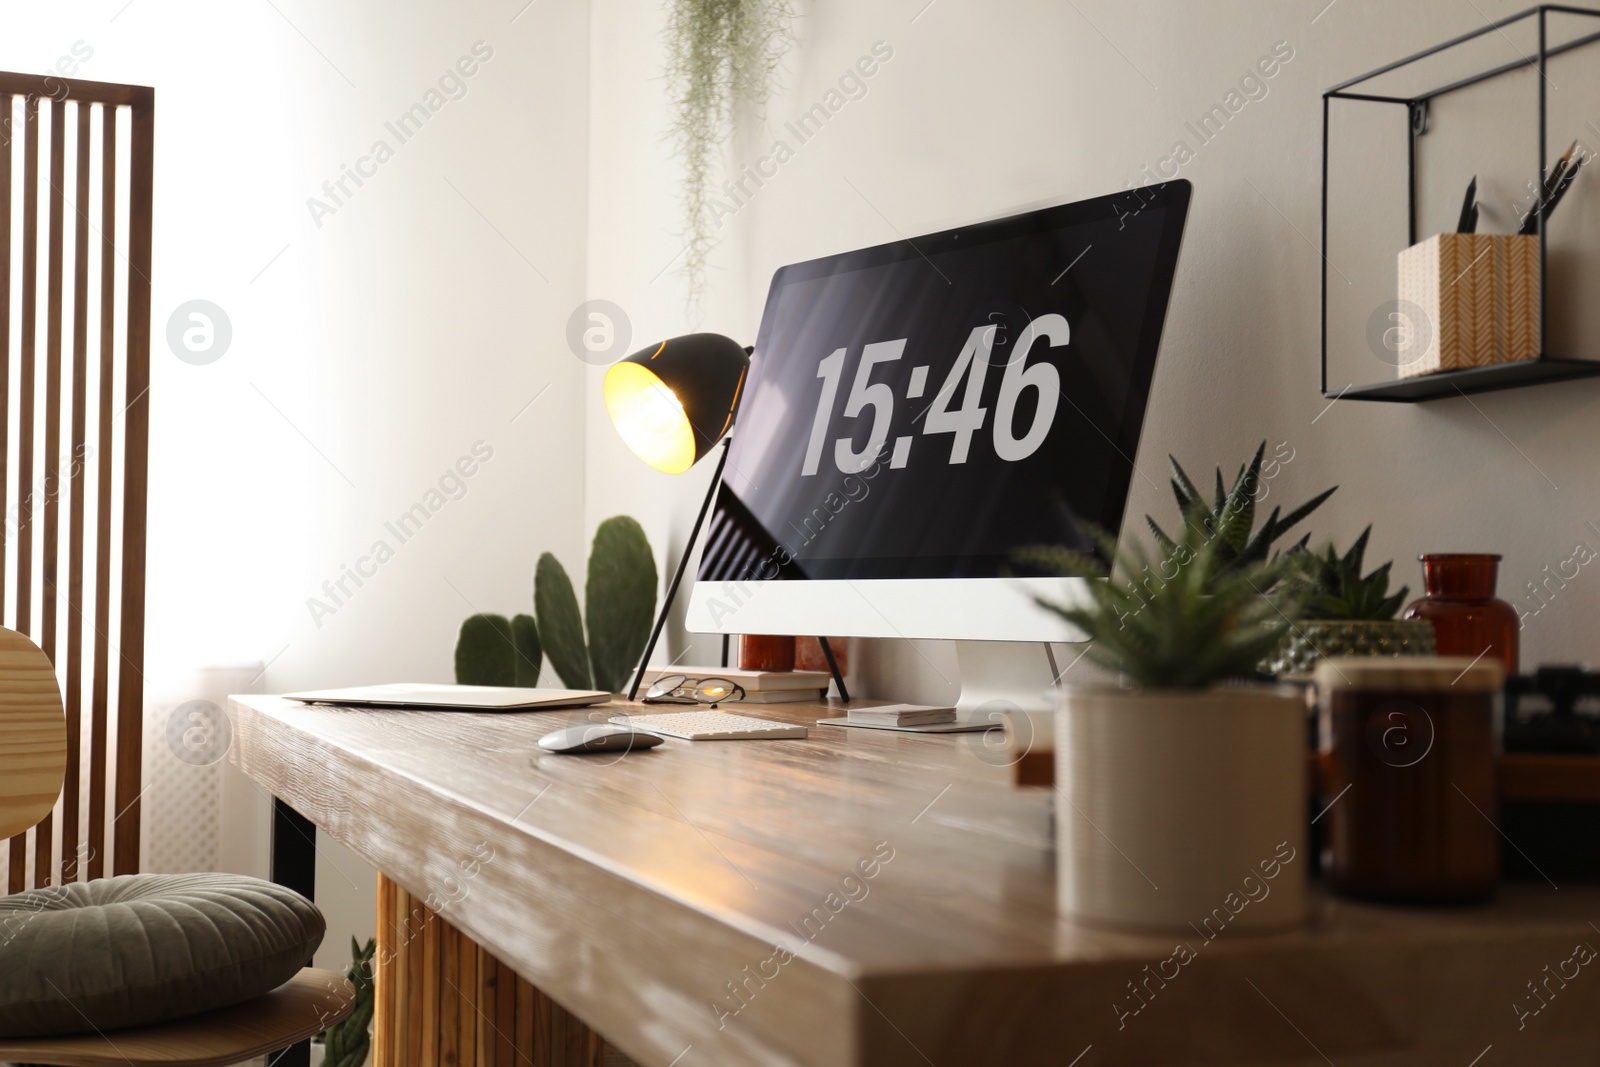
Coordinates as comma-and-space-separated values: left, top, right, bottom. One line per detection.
537, 724, 664, 754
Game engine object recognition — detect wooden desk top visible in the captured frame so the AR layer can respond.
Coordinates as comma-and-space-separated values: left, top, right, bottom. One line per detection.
229, 694, 1600, 1067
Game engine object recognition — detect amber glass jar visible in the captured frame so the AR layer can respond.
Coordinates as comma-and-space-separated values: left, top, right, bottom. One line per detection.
1316, 656, 1503, 902
738, 635, 795, 672
1401, 553, 1519, 675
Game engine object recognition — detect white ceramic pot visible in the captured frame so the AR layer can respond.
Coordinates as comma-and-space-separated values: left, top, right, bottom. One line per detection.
1056, 684, 1308, 933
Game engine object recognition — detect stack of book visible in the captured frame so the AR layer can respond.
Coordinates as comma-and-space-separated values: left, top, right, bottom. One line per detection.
640, 667, 832, 704
846, 703, 957, 726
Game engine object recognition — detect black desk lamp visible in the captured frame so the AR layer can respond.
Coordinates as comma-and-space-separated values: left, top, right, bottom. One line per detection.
603, 333, 848, 702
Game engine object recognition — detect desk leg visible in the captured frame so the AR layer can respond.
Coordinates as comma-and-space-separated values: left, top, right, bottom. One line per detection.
374, 873, 637, 1067
271, 797, 317, 1067
271, 797, 318, 900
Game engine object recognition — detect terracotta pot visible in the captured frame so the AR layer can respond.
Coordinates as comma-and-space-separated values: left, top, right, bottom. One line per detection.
1401, 554, 1518, 675
1055, 685, 1308, 933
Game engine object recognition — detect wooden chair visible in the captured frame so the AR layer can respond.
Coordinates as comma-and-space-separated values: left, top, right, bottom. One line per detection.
0, 624, 356, 1066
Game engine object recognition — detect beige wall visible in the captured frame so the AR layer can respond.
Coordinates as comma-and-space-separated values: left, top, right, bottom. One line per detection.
585, 0, 1600, 701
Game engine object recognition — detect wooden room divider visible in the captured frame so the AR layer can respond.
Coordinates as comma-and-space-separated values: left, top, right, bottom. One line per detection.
0, 72, 153, 891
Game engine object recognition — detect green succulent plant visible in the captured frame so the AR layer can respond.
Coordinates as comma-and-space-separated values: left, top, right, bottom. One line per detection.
457, 517, 658, 694
1293, 526, 1409, 621
1028, 514, 1305, 690
1147, 441, 1336, 585
319, 936, 375, 1067
454, 613, 541, 687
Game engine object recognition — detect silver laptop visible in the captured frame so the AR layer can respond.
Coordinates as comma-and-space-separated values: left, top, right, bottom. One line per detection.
284, 683, 612, 711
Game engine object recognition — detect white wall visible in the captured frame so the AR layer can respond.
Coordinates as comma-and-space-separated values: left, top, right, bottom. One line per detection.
2, 0, 590, 968
585, 0, 1600, 698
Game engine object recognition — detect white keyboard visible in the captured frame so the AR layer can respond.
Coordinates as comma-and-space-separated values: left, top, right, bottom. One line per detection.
609, 711, 808, 741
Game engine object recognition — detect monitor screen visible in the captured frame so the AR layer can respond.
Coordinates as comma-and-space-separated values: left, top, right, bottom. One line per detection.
699, 181, 1191, 587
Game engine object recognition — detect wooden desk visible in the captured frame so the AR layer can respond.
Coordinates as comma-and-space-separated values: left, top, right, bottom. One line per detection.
229, 695, 1600, 1066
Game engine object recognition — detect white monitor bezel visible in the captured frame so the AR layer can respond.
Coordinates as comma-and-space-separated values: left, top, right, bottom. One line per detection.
686, 575, 1089, 642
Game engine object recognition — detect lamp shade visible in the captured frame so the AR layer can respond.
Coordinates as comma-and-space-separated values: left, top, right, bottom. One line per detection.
603, 333, 750, 474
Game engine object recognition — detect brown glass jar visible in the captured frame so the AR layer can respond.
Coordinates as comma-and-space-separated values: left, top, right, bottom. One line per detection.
738, 634, 795, 672
1316, 656, 1503, 903
1401, 553, 1519, 675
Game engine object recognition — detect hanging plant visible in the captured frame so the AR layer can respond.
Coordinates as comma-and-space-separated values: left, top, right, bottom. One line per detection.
664, 0, 795, 314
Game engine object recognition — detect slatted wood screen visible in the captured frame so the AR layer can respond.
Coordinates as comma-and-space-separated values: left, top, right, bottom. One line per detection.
0, 72, 153, 891
375, 874, 639, 1067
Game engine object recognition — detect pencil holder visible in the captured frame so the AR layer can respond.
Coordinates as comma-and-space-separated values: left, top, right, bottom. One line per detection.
1396, 233, 1539, 378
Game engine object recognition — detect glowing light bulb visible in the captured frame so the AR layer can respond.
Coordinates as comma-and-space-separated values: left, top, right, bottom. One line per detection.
641, 384, 687, 434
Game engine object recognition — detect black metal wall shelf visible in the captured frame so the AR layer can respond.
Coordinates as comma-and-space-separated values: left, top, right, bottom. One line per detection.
1320, 5, 1600, 403
1339, 357, 1600, 402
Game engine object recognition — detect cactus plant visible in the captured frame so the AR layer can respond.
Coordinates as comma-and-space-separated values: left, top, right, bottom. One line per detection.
1147, 441, 1336, 584
535, 553, 591, 688
457, 518, 658, 693
584, 517, 659, 692
454, 613, 541, 686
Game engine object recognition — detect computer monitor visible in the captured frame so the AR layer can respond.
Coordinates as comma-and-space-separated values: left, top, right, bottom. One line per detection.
686, 181, 1191, 704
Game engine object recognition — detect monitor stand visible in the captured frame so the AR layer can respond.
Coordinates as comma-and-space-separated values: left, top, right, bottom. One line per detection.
952, 640, 1066, 716
951, 641, 1076, 751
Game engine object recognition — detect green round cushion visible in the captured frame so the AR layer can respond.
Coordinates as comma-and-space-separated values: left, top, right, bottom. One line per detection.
0, 872, 325, 1037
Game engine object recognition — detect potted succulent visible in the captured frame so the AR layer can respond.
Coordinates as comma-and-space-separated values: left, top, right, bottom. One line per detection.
1264, 527, 1436, 676
1036, 518, 1309, 933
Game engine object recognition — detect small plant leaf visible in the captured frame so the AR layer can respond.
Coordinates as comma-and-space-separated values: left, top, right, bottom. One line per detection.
535, 553, 592, 688
1146, 516, 1177, 557
585, 517, 659, 693
1218, 449, 1260, 554
454, 614, 517, 687
1269, 484, 1338, 544
511, 614, 542, 686
1169, 455, 1204, 514
1341, 526, 1372, 574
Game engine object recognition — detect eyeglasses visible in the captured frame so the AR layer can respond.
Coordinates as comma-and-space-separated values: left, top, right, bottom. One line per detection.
642, 675, 746, 707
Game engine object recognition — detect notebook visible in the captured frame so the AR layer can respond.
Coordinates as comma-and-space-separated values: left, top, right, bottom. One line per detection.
847, 703, 958, 726
284, 684, 612, 711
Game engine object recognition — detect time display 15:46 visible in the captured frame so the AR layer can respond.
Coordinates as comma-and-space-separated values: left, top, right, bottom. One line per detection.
800, 313, 1069, 476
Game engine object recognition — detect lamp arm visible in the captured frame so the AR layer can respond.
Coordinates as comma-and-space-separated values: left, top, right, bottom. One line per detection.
627, 437, 733, 701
